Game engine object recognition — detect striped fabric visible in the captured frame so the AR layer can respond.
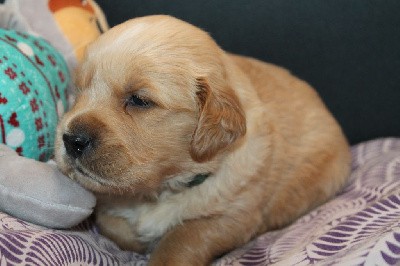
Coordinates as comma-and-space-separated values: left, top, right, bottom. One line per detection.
1, 138, 400, 265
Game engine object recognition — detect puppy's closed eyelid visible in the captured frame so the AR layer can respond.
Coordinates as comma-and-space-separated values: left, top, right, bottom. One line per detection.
123, 86, 163, 106
125, 94, 155, 109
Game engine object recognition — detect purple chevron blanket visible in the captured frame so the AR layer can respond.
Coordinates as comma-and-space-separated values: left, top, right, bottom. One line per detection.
1, 138, 400, 265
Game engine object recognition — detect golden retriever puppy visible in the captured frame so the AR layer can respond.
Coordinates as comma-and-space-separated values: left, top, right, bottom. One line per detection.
55, 15, 351, 265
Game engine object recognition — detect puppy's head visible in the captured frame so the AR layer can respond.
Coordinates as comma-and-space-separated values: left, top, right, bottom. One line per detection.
55, 15, 246, 195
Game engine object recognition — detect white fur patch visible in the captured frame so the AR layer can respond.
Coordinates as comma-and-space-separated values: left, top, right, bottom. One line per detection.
117, 22, 149, 44
97, 22, 149, 55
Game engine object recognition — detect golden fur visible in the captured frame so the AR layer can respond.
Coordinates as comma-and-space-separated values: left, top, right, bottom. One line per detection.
55, 15, 351, 265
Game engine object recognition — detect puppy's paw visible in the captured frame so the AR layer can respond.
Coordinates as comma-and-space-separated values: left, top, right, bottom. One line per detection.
96, 212, 147, 253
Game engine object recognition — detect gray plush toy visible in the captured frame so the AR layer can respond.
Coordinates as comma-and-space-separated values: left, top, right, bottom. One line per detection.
0, 145, 96, 228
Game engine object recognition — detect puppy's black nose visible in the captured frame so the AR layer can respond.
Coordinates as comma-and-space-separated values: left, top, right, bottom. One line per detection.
63, 133, 91, 159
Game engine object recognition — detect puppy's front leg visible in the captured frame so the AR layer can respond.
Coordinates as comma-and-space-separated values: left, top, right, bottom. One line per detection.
149, 214, 259, 266
96, 212, 147, 253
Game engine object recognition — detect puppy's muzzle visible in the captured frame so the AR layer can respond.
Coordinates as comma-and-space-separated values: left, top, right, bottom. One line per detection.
63, 133, 92, 159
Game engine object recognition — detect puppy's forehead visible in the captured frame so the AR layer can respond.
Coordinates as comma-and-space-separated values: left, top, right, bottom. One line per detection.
87, 15, 221, 60
76, 16, 225, 110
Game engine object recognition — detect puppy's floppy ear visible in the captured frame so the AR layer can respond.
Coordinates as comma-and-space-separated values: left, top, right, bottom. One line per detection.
190, 78, 246, 162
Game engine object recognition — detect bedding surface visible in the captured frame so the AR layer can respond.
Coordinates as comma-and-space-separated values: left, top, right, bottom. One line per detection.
0, 138, 399, 265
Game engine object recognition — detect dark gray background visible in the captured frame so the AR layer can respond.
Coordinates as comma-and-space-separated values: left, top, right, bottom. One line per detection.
95, 0, 400, 145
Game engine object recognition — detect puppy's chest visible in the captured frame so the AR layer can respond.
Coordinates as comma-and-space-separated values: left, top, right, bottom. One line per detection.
101, 189, 222, 244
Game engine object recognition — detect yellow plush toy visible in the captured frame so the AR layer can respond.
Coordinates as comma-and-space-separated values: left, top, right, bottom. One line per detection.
49, 0, 109, 62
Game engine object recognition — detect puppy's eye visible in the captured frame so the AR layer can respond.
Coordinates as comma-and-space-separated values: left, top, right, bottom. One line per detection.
126, 94, 153, 109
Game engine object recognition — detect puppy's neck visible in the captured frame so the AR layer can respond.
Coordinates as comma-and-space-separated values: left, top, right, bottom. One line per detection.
162, 172, 213, 194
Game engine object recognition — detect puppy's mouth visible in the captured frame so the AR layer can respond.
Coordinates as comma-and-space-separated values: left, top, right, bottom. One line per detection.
75, 163, 107, 186
63, 157, 113, 191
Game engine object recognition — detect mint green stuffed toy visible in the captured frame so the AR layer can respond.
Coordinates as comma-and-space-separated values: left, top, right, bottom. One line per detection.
0, 28, 96, 228
0, 29, 69, 161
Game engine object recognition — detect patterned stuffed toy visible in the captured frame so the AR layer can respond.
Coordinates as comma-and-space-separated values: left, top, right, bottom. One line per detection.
0, 29, 69, 161
0, 0, 108, 228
